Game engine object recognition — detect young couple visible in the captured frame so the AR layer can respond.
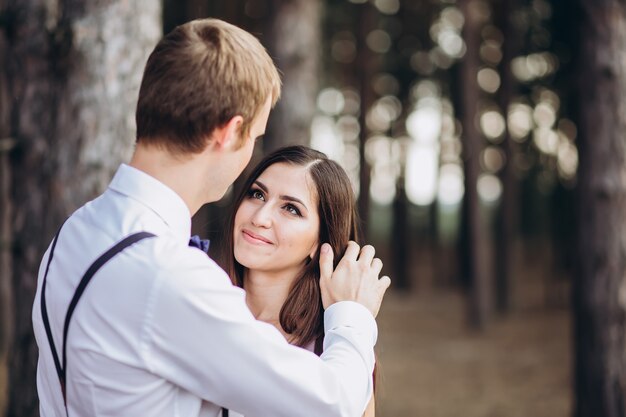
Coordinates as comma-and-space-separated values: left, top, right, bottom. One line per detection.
32, 18, 389, 417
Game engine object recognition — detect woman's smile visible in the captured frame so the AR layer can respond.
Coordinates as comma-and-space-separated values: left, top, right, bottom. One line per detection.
241, 229, 274, 245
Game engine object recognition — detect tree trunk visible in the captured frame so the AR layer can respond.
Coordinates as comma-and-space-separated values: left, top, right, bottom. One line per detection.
459, 0, 489, 329
0, 26, 14, 412
0, 1, 161, 415
263, 0, 321, 151
574, 1, 626, 416
0, 149, 11, 416
355, 2, 376, 239
494, 0, 521, 314
392, 179, 410, 290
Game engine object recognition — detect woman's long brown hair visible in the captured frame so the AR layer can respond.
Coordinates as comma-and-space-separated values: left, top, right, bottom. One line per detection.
217, 145, 360, 351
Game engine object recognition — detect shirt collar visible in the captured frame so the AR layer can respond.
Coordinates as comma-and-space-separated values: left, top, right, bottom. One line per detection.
108, 164, 192, 243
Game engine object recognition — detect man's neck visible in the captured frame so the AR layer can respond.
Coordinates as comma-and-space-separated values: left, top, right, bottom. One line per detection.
129, 143, 209, 216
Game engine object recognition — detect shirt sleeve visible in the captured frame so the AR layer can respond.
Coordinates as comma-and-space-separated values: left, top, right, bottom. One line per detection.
141, 245, 377, 417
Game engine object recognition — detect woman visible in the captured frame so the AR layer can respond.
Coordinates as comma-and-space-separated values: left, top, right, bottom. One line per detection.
219, 145, 376, 416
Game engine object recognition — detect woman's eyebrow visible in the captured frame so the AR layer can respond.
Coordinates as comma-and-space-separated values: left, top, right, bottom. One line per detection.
253, 180, 268, 192
281, 195, 307, 210
255, 180, 308, 211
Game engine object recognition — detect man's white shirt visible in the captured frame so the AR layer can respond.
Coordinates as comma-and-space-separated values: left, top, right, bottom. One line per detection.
32, 164, 377, 417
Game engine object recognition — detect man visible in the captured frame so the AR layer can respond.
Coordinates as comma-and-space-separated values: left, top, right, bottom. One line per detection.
32, 19, 390, 417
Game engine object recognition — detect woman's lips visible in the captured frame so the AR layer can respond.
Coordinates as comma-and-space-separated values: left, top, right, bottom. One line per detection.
242, 229, 273, 245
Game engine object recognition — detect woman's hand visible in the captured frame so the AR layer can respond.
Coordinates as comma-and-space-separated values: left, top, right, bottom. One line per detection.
319, 241, 390, 317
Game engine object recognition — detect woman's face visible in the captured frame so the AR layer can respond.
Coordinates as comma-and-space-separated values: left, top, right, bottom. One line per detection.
233, 162, 320, 276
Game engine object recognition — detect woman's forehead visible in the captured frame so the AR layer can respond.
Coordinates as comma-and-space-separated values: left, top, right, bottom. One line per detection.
257, 162, 318, 204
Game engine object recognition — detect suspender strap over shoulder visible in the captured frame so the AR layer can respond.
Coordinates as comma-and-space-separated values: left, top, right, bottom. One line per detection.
40, 221, 68, 393
40, 226, 156, 407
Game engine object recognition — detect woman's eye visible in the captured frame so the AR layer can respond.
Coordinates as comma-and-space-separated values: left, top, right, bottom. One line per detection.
248, 189, 265, 200
285, 204, 301, 216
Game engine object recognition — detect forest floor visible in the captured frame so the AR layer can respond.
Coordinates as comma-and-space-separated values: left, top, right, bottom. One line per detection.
374, 240, 572, 417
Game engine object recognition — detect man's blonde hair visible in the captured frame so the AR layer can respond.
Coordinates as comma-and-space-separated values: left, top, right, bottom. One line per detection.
136, 19, 281, 154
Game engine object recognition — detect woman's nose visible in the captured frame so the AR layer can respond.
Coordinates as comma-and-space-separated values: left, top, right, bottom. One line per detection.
250, 204, 272, 228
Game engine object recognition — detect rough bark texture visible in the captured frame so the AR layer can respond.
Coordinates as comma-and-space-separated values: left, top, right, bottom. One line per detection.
263, 0, 321, 151
575, 1, 626, 416
0, 10, 13, 410
0, 1, 161, 415
0, 153, 11, 416
459, 0, 490, 329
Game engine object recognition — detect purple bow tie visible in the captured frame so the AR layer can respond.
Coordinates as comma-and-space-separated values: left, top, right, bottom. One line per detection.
188, 235, 210, 253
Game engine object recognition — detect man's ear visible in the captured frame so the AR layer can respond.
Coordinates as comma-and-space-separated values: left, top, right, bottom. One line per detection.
211, 115, 244, 150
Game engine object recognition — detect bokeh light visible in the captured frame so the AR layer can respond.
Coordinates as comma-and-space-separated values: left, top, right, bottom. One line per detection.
438, 163, 465, 206
372, 73, 400, 96
480, 40, 503, 65
317, 88, 345, 115
557, 140, 578, 179
365, 135, 392, 166
429, 46, 455, 69
366, 96, 402, 132
342, 143, 361, 178
341, 88, 361, 115
411, 79, 441, 100
481, 146, 506, 173
406, 143, 439, 206
477, 173, 502, 203
477, 67, 501, 93
367, 29, 392, 54
437, 27, 465, 58
310, 115, 342, 160
533, 127, 559, 155
533, 101, 557, 128
366, 136, 400, 205
373, 0, 401, 15
508, 102, 533, 140
440, 6, 464, 30
511, 52, 559, 82
406, 99, 442, 144
480, 110, 506, 141
336, 115, 360, 142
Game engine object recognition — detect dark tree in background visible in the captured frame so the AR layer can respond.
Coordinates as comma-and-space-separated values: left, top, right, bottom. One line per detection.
494, 0, 521, 314
574, 1, 626, 416
0, 34, 13, 414
263, 0, 322, 151
0, 1, 161, 415
354, 1, 377, 238
458, 0, 490, 329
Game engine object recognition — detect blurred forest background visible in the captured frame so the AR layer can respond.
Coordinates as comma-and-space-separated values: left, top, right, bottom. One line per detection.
0, 0, 624, 416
